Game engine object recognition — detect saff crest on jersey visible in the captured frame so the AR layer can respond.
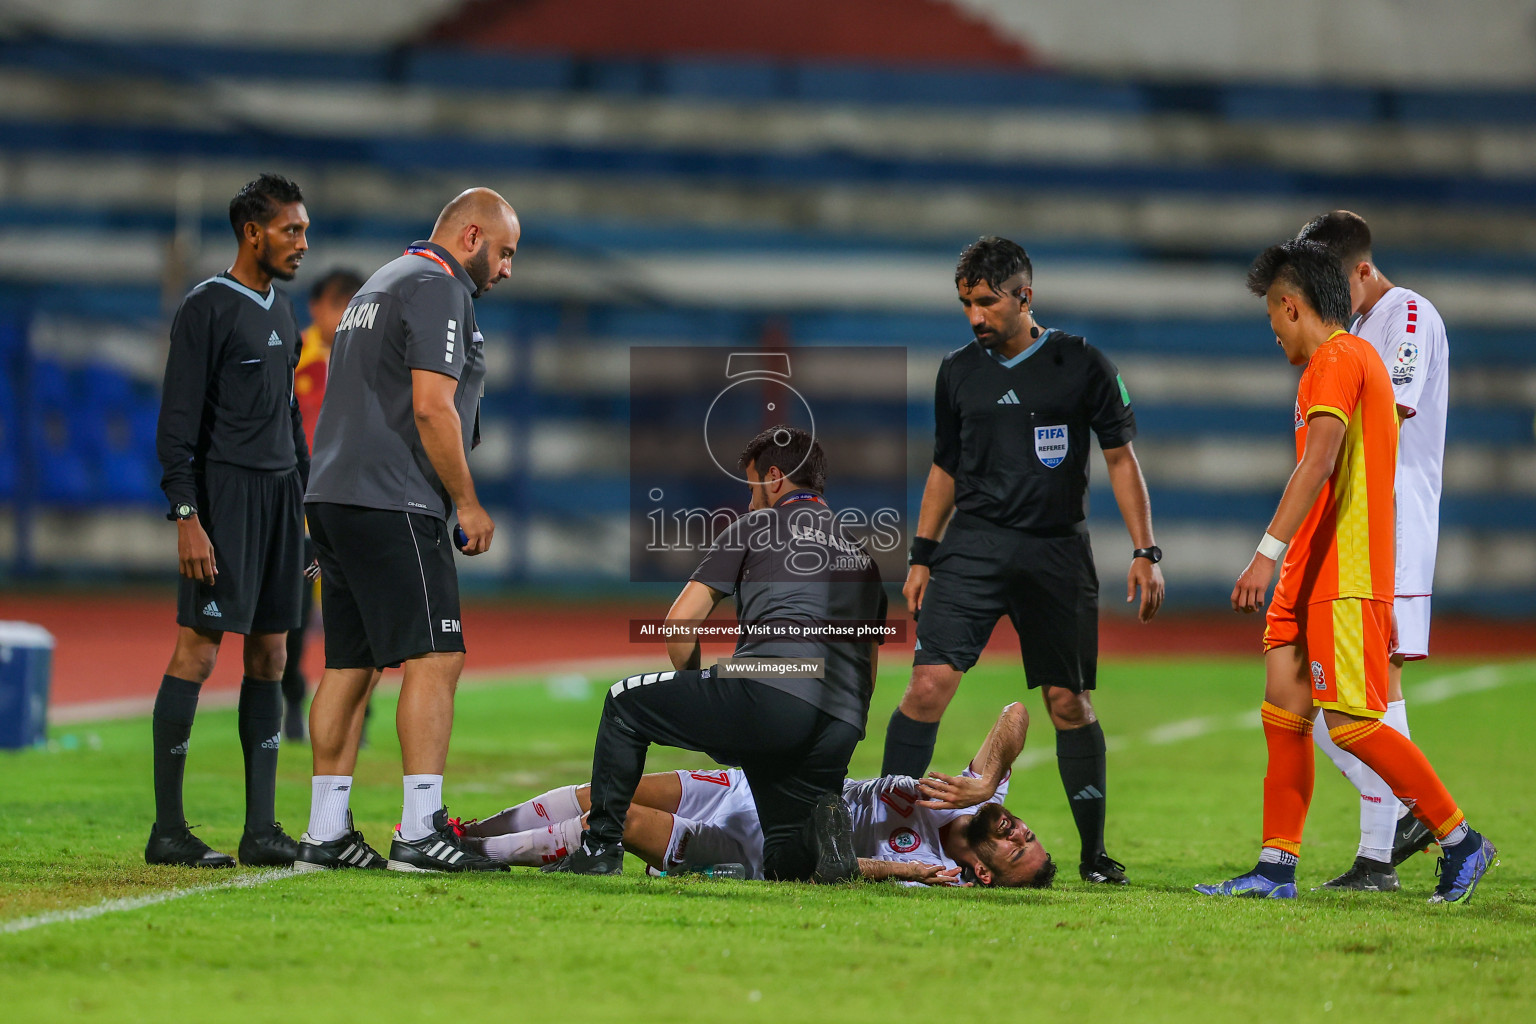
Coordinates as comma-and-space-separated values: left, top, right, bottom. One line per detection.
1391, 340, 1419, 386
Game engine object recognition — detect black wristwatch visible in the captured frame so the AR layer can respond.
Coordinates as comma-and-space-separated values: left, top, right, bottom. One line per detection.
169, 502, 197, 522
1132, 546, 1162, 564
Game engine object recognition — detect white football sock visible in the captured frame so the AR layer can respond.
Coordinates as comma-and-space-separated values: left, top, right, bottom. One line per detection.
1313, 713, 1399, 863
1383, 698, 1414, 818
468, 785, 584, 836
482, 816, 584, 866
400, 774, 443, 841
308, 775, 353, 842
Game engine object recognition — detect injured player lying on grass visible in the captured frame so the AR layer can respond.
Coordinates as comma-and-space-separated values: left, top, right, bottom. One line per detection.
462, 702, 1055, 888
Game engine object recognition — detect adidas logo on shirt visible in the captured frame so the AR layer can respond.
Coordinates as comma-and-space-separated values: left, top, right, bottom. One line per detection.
997, 389, 1020, 405
202, 600, 222, 618
267, 330, 283, 347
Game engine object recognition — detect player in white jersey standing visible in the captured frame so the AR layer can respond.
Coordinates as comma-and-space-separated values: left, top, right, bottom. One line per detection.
1296, 210, 1448, 891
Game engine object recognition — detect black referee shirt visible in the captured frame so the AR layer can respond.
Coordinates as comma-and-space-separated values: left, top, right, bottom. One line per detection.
156, 273, 308, 512
933, 330, 1136, 531
691, 500, 889, 735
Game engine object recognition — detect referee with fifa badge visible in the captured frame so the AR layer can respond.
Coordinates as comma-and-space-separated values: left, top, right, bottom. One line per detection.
882, 236, 1165, 886
296, 188, 519, 873
149, 173, 312, 868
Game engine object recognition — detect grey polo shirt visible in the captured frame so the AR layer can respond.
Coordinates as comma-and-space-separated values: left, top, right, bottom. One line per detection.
305, 241, 486, 520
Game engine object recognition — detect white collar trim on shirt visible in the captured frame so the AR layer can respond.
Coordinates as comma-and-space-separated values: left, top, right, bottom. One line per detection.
203, 274, 276, 310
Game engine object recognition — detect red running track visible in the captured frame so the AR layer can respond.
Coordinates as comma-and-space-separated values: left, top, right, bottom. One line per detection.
2, 590, 1532, 708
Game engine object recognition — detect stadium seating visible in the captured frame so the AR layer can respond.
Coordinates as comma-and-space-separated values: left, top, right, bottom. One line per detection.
0, 36, 1532, 609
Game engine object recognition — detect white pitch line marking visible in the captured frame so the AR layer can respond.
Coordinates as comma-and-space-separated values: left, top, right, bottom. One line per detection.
2, 868, 299, 936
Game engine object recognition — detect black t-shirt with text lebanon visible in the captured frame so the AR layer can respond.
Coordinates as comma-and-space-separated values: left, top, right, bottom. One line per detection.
933, 331, 1136, 531
690, 500, 888, 737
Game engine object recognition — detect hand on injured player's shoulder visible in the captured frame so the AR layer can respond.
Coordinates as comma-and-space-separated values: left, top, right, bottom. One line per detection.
916, 771, 994, 810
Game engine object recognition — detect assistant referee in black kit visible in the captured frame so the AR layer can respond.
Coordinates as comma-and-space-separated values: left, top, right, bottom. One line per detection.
882, 236, 1165, 886
149, 173, 312, 868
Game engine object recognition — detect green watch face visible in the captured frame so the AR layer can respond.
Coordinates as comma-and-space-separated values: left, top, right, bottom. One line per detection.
177, 504, 194, 518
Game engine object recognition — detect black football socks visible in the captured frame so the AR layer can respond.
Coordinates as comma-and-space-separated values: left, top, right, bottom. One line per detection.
1057, 721, 1108, 866
152, 675, 202, 830
881, 709, 940, 779
238, 677, 283, 831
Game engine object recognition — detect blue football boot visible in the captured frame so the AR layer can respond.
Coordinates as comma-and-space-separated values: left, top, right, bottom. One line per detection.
1194, 870, 1298, 899
1428, 834, 1497, 905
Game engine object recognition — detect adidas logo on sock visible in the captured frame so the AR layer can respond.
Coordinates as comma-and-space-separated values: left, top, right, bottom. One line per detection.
202, 600, 222, 618
267, 330, 283, 346
1072, 785, 1105, 801
261, 734, 281, 750
996, 389, 1020, 405
169, 740, 189, 756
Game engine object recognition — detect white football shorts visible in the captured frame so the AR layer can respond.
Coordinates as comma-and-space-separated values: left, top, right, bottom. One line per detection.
664, 768, 765, 879
1394, 594, 1431, 660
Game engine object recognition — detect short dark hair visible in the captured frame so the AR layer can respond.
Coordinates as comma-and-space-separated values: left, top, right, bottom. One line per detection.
309, 267, 365, 303
1246, 240, 1353, 327
737, 425, 826, 493
229, 173, 304, 241
955, 235, 1032, 294
1297, 210, 1373, 270
965, 852, 1057, 889
1023, 854, 1057, 889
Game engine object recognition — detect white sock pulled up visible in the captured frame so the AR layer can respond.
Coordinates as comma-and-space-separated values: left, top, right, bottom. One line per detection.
308, 775, 353, 842
400, 774, 444, 842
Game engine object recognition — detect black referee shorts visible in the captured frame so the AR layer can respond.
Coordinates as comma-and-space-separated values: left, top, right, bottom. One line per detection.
914, 512, 1099, 691
306, 502, 465, 670
177, 463, 304, 635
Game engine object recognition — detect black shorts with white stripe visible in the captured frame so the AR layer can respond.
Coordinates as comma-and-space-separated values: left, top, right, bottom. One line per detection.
305, 502, 465, 669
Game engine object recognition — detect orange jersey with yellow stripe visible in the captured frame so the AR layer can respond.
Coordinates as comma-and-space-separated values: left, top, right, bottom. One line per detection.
294, 324, 330, 453
1280, 330, 1397, 604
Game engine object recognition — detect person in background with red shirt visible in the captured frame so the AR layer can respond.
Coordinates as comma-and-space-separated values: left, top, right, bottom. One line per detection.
283, 269, 364, 740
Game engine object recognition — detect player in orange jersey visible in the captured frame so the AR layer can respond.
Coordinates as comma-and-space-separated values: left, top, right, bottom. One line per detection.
282, 269, 364, 740
1195, 240, 1495, 904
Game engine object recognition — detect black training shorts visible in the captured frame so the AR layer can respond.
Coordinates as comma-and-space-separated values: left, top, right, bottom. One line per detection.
177, 462, 305, 635
306, 502, 465, 669
914, 511, 1099, 691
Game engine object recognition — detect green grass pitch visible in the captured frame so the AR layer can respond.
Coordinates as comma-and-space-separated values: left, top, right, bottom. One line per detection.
2, 656, 1532, 1022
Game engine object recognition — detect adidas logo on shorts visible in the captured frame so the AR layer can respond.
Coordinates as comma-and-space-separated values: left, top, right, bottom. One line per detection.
202, 601, 222, 618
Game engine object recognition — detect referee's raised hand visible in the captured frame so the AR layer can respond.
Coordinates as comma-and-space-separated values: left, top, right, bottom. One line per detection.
176, 515, 218, 586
